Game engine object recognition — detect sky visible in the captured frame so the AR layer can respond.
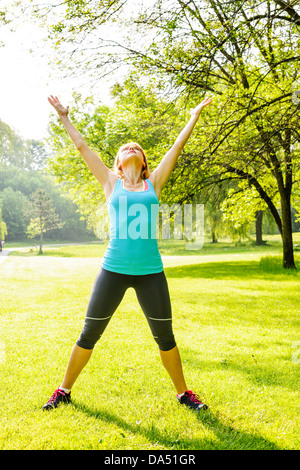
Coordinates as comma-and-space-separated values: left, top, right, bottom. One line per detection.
0, 16, 112, 141
0, 21, 63, 140
0, 0, 157, 142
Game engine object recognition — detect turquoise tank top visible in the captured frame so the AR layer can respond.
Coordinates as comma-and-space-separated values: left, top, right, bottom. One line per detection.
102, 178, 163, 275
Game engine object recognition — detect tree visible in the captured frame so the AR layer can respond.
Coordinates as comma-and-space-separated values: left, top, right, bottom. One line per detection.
31, 0, 300, 267
47, 83, 186, 231
0, 122, 94, 242
120, 0, 300, 268
0, 187, 29, 241
0, 119, 48, 170
26, 189, 64, 253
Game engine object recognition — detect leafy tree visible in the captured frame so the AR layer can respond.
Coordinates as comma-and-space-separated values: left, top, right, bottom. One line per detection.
0, 187, 30, 241
47, 94, 110, 230
47, 83, 186, 231
0, 117, 94, 242
221, 180, 268, 233
26, 189, 64, 253
30, 0, 300, 267
127, 0, 300, 268
0, 119, 48, 170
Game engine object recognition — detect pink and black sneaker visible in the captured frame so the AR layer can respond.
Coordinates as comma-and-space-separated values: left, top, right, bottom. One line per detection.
42, 388, 71, 410
177, 390, 208, 411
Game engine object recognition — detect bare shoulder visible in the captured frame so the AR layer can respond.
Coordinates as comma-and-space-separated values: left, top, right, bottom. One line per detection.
103, 172, 119, 202
148, 172, 161, 200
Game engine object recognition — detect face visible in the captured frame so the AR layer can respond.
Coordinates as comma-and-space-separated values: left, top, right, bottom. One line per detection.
118, 143, 145, 169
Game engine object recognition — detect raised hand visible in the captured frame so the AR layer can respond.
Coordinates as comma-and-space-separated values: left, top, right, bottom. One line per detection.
48, 95, 69, 118
190, 97, 212, 117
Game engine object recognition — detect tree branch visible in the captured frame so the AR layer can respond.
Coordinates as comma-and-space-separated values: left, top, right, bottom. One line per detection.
273, 0, 300, 26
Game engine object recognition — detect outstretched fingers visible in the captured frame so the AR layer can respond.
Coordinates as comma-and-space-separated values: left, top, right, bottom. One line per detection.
48, 95, 59, 105
47, 95, 69, 117
198, 97, 212, 109
190, 97, 212, 116
202, 97, 212, 106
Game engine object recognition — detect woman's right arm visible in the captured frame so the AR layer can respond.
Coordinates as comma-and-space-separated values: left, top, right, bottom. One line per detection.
48, 95, 115, 189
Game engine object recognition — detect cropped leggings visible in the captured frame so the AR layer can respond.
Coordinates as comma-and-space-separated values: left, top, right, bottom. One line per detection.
76, 268, 176, 351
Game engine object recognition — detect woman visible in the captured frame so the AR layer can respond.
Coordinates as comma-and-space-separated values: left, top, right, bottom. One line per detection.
43, 94, 212, 412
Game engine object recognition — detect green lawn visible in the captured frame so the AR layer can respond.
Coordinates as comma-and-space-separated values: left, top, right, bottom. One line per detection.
0, 242, 300, 450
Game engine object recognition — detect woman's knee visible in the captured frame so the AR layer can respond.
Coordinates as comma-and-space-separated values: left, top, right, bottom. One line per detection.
155, 334, 176, 351
76, 322, 103, 350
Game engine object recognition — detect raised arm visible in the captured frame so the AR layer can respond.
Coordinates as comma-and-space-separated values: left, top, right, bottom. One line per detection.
150, 97, 212, 194
48, 96, 114, 190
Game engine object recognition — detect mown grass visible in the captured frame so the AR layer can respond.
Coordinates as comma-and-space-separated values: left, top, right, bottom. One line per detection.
0, 242, 300, 450
7, 231, 296, 257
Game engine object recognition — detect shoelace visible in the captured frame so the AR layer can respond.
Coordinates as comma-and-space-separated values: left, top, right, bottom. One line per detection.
186, 390, 203, 404
48, 389, 65, 403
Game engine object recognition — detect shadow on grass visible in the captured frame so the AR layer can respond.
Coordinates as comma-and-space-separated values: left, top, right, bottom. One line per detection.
164, 260, 299, 281
181, 346, 298, 393
71, 401, 280, 450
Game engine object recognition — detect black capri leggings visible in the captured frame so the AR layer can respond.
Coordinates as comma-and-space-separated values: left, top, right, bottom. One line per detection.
76, 268, 176, 351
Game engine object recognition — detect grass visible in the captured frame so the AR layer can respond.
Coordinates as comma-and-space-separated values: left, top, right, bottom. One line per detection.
0, 239, 300, 450
7, 231, 300, 258
3, 230, 297, 256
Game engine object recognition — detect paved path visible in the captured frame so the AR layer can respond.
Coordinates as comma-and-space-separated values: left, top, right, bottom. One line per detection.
0, 243, 269, 268
0, 249, 11, 262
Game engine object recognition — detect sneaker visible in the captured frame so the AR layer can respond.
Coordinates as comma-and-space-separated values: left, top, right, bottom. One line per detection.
42, 388, 71, 410
177, 390, 208, 411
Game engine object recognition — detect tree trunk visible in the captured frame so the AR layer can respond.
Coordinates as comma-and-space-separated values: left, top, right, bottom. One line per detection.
255, 210, 264, 245
281, 193, 295, 269
39, 231, 43, 254
211, 228, 218, 243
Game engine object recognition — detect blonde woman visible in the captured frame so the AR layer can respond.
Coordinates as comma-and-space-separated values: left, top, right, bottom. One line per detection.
43, 95, 212, 411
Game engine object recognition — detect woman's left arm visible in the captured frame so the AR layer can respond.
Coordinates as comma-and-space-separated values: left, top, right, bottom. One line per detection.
150, 97, 212, 194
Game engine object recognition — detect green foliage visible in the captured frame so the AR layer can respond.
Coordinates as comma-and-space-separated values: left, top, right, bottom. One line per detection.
0, 119, 48, 170
220, 181, 268, 230
26, 188, 64, 252
0, 116, 94, 241
0, 187, 30, 240
47, 82, 187, 230
28, 0, 300, 266
47, 94, 110, 220
0, 165, 93, 241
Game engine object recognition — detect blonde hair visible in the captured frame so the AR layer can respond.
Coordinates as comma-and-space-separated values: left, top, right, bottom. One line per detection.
113, 142, 150, 180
